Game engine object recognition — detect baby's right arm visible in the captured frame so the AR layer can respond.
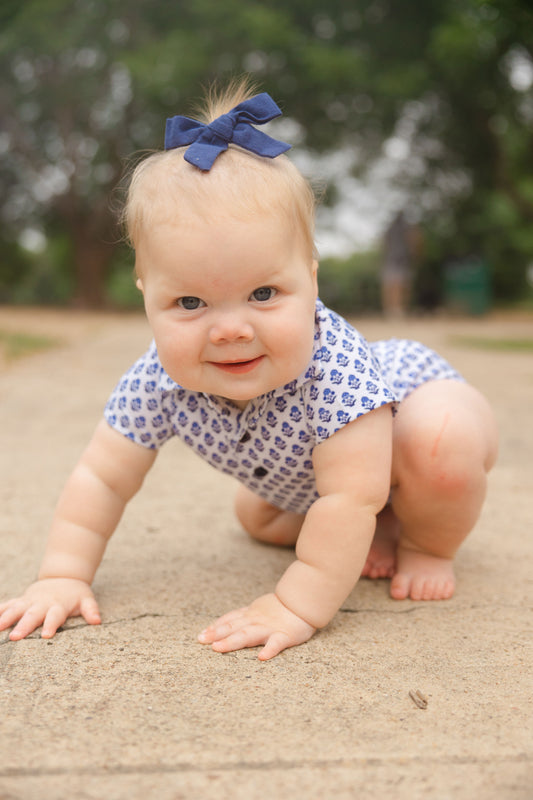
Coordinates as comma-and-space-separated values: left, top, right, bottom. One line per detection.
0, 420, 156, 640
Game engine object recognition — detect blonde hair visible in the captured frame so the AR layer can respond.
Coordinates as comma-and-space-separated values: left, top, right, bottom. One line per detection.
122, 78, 317, 261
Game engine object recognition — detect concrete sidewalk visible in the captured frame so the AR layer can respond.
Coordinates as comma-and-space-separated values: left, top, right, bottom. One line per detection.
0, 308, 531, 799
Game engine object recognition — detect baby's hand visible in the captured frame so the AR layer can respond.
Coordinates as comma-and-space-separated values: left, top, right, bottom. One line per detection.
0, 578, 101, 640
198, 593, 316, 660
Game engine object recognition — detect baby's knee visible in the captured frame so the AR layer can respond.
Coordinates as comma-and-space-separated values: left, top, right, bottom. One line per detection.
395, 414, 488, 499
234, 485, 267, 537
393, 382, 497, 490
425, 450, 482, 499
234, 486, 302, 545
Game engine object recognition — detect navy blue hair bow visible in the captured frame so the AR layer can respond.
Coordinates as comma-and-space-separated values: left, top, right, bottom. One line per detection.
164, 92, 291, 171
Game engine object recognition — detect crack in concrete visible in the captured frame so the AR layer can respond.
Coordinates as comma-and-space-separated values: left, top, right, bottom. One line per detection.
340, 603, 533, 615
0, 612, 180, 645
0, 606, 429, 645
2, 603, 529, 646
339, 606, 420, 614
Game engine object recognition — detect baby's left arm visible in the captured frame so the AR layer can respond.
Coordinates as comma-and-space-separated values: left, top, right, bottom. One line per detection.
199, 404, 393, 659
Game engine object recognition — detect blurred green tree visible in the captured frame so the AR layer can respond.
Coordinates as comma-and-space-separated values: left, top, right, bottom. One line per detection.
0, 0, 532, 306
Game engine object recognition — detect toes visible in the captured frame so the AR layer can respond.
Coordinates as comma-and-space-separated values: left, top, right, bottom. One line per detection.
442, 579, 455, 599
435, 579, 455, 600
363, 560, 396, 580
413, 576, 455, 601
391, 548, 456, 602
390, 573, 410, 600
390, 572, 456, 601
409, 575, 432, 601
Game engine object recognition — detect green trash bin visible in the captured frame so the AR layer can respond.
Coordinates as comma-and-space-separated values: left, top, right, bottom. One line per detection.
444, 258, 491, 315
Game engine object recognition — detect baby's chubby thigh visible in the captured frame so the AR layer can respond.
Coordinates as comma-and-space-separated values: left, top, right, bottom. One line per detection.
234, 485, 305, 547
385, 378, 497, 601
389, 378, 498, 545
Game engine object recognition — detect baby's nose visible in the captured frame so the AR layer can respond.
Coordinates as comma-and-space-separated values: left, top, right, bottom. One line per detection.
209, 314, 254, 344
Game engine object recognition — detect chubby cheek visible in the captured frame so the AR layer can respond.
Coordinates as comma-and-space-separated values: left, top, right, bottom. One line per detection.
152, 327, 198, 383
157, 344, 184, 381
271, 316, 315, 373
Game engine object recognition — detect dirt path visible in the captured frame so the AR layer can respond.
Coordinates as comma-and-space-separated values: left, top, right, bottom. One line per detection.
0, 305, 532, 800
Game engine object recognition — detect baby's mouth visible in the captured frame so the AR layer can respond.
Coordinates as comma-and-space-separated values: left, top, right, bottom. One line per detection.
211, 356, 264, 374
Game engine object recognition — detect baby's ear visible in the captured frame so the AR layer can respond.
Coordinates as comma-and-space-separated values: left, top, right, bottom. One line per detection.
136, 278, 144, 294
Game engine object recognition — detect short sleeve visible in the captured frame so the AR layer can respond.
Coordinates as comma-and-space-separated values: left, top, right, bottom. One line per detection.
302, 305, 397, 443
103, 341, 177, 449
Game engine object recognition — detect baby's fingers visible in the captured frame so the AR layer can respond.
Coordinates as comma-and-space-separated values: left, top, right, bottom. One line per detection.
258, 632, 291, 661
210, 624, 270, 654
0, 601, 26, 634
80, 596, 101, 627
8, 605, 47, 641
198, 610, 248, 645
202, 607, 248, 631
0, 599, 17, 617
41, 597, 100, 638
41, 605, 69, 639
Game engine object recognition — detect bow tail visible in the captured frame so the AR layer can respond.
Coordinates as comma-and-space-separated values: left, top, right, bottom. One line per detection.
233, 125, 291, 158
165, 116, 205, 150
183, 140, 228, 170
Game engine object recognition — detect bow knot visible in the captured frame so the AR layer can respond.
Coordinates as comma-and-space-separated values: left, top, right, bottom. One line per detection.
164, 93, 291, 171
207, 113, 236, 143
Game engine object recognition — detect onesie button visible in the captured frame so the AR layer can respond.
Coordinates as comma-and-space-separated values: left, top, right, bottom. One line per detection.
253, 466, 268, 478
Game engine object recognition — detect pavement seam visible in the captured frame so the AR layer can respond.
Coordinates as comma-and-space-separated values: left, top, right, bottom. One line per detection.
0, 753, 530, 778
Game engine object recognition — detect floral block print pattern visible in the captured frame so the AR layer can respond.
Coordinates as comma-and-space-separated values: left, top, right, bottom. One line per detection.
104, 300, 462, 513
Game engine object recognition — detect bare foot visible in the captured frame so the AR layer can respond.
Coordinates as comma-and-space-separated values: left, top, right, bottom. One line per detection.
361, 506, 399, 579
390, 545, 456, 601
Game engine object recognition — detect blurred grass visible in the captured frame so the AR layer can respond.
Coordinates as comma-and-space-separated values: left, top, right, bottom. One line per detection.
0, 330, 60, 361
449, 335, 533, 352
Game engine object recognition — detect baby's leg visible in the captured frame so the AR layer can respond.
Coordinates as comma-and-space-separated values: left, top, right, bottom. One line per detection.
235, 485, 305, 547
389, 379, 498, 601
361, 505, 399, 579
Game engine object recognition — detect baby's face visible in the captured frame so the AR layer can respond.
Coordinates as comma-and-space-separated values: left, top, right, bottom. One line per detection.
136, 213, 318, 408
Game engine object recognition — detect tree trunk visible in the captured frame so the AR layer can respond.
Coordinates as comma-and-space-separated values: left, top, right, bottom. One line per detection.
70, 230, 118, 309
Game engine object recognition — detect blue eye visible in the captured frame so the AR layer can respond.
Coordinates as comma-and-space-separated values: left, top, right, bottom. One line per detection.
251, 287, 276, 302
177, 296, 204, 310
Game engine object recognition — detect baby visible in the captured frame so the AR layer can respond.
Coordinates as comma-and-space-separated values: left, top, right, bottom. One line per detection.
0, 81, 498, 660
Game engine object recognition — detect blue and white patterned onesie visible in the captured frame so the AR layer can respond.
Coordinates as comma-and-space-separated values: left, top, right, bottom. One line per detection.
104, 300, 462, 513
